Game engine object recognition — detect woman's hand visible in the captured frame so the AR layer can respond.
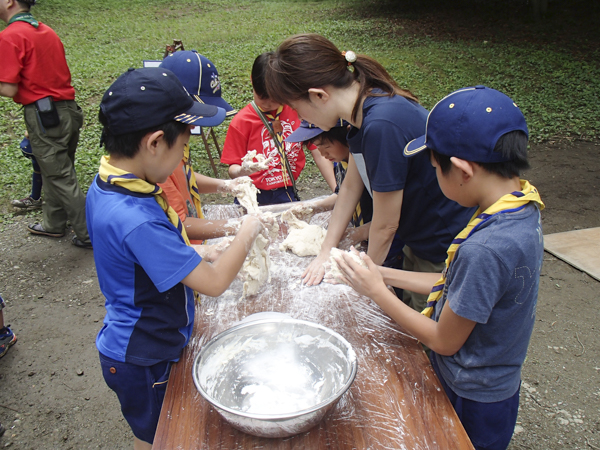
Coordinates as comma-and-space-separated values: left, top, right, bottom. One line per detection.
302, 251, 331, 286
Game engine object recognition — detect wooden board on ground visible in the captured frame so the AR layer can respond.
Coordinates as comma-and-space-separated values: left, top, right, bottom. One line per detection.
544, 227, 600, 282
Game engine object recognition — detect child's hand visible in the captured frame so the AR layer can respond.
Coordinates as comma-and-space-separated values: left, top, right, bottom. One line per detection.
192, 240, 231, 262
220, 178, 244, 195
334, 249, 388, 299
339, 225, 368, 250
240, 154, 273, 176
240, 214, 265, 236
286, 203, 315, 222
222, 217, 242, 236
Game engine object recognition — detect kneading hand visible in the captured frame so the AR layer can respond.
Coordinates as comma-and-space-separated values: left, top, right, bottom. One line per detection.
221, 178, 250, 195
240, 154, 273, 176
302, 251, 330, 286
192, 240, 232, 262
335, 250, 388, 299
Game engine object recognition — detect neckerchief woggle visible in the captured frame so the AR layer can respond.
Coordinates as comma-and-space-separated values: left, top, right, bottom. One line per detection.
8, 12, 39, 27
421, 180, 544, 318
98, 155, 201, 301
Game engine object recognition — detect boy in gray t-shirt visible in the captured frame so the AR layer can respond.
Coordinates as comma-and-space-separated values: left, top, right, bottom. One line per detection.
335, 86, 545, 450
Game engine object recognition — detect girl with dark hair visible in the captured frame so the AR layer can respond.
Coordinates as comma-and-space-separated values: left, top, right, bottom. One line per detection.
266, 34, 475, 312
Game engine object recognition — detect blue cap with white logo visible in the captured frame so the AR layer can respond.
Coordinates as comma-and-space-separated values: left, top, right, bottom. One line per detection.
100, 67, 226, 135
160, 50, 236, 116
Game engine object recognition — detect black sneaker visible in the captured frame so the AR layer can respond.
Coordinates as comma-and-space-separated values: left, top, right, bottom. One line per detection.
72, 236, 93, 249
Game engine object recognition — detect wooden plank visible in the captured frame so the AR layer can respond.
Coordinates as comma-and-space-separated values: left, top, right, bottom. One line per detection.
544, 227, 600, 282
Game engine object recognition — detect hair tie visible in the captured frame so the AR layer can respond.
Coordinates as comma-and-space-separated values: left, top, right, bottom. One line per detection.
342, 51, 356, 72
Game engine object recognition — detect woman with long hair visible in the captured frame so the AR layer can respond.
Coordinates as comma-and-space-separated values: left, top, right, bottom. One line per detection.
266, 34, 474, 311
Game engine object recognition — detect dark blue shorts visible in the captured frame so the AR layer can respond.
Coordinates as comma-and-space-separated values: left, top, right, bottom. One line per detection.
99, 353, 172, 444
234, 186, 298, 207
430, 352, 520, 450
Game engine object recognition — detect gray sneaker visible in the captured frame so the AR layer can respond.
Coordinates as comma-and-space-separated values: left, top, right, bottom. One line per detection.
11, 196, 43, 209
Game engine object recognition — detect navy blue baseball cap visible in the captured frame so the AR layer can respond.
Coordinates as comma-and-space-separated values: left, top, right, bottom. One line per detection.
160, 50, 236, 117
404, 86, 528, 163
285, 119, 349, 143
100, 67, 226, 135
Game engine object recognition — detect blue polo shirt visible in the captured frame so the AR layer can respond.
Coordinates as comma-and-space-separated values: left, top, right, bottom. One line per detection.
87, 175, 201, 366
347, 92, 475, 263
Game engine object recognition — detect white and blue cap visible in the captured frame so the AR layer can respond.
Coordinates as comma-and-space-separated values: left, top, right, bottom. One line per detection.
160, 50, 236, 117
404, 86, 528, 163
285, 119, 349, 143
100, 67, 226, 135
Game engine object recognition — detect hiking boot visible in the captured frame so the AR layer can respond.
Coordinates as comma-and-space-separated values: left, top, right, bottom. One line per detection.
0, 326, 17, 358
27, 223, 65, 238
72, 236, 93, 249
11, 196, 42, 210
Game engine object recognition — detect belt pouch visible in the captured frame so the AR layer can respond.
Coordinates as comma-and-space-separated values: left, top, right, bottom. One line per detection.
34, 96, 60, 128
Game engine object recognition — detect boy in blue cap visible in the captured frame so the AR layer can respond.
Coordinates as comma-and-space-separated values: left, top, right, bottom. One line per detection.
87, 67, 265, 450
335, 86, 544, 450
158, 50, 245, 247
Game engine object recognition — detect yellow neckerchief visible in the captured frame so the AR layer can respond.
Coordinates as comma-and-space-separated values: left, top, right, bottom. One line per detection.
99, 155, 201, 301
182, 143, 205, 220
99, 155, 191, 245
421, 180, 544, 318
260, 105, 292, 190
340, 161, 363, 226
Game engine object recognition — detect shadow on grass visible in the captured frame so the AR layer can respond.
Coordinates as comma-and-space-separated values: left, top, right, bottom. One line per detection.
347, 0, 599, 56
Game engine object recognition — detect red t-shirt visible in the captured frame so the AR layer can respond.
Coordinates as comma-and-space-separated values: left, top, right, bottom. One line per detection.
0, 21, 75, 105
220, 104, 307, 191
159, 160, 203, 245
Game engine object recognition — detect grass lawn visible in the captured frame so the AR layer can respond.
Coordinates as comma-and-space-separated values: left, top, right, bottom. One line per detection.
1, 0, 598, 207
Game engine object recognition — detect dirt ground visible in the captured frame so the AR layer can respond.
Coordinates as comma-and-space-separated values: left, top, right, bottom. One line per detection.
0, 140, 597, 449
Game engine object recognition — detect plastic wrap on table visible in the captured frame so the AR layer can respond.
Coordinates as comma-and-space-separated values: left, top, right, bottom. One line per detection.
155, 205, 474, 450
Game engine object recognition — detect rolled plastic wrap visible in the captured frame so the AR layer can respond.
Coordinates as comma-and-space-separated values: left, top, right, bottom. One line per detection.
154, 205, 474, 450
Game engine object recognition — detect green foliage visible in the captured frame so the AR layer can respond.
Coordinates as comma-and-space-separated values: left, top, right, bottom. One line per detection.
1, 0, 598, 204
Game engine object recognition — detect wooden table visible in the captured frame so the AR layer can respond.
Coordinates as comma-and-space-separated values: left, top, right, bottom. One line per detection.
153, 206, 474, 450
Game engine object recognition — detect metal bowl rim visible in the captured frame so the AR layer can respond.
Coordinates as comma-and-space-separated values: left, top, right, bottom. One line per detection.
192, 317, 358, 420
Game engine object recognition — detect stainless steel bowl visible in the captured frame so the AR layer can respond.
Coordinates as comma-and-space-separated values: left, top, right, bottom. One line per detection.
192, 316, 358, 438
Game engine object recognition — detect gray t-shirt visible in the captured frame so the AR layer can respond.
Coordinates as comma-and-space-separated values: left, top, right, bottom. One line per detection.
433, 203, 544, 402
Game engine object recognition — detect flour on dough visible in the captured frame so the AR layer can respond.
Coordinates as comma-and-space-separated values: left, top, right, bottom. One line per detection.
324, 247, 367, 285
231, 176, 259, 214
242, 150, 273, 171
240, 233, 271, 298
279, 211, 326, 257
